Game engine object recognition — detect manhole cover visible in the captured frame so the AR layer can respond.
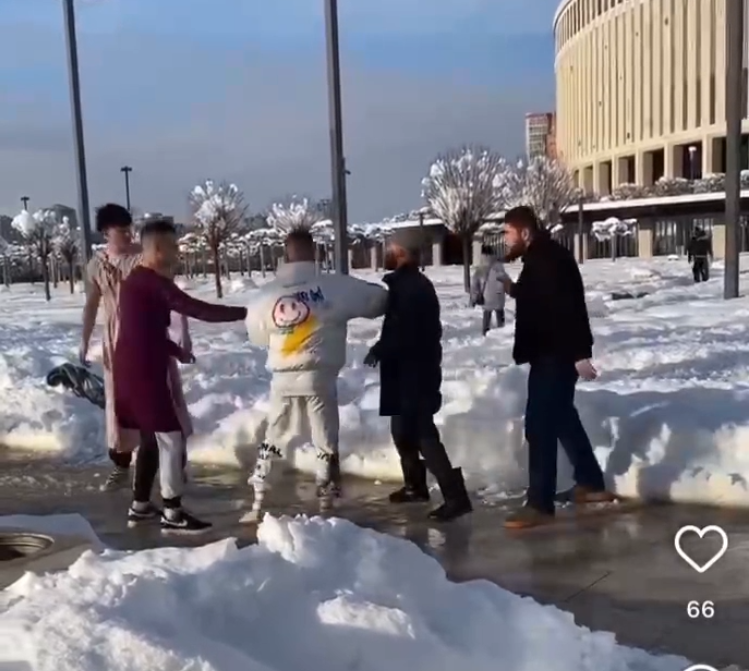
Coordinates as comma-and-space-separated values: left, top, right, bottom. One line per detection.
0, 533, 53, 561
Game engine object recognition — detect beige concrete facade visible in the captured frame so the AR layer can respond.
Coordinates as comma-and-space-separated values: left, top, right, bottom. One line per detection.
554, 0, 747, 196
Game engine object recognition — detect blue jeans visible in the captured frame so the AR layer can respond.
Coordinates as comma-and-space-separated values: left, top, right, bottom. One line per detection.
525, 359, 605, 514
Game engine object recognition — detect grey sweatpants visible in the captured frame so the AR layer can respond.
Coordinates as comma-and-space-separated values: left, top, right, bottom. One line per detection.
481, 309, 505, 335
251, 389, 340, 505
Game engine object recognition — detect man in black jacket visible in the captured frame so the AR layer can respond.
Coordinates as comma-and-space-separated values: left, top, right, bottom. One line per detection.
687, 227, 712, 283
365, 231, 472, 522
502, 206, 613, 529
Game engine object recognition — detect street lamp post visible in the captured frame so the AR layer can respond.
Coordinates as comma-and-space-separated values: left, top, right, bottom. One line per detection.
577, 189, 585, 264
725, 0, 744, 299
120, 166, 133, 211
688, 145, 697, 180
62, 0, 94, 272
324, 0, 350, 275
20, 196, 30, 211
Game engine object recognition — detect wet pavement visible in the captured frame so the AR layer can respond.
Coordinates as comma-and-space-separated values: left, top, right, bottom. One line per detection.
1, 450, 748, 669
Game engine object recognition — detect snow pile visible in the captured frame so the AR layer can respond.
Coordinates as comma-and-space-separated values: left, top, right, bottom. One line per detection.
228, 276, 257, 293
5, 257, 749, 506
0, 514, 687, 671
591, 217, 636, 241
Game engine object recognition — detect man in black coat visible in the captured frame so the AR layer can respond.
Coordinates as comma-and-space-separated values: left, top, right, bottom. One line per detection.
365, 231, 472, 522
687, 227, 712, 283
502, 206, 613, 529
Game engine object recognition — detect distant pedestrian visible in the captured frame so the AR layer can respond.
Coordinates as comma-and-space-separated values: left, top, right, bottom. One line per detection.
687, 227, 712, 283
501, 206, 613, 530
365, 230, 472, 523
470, 244, 507, 335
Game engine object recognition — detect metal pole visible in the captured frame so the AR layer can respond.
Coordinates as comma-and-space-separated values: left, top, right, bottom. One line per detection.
121, 166, 132, 211
725, 0, 744, 299
577, 191, 585, 264
62, 0, 94, 274
324, 0, 350, 274
20, 196, 30, 211
418, 210, 425, 270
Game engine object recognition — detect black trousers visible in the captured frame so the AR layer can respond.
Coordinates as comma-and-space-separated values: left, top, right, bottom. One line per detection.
391, 413, 454, 491
692, 257, 709, 282
525, 359, 606, 514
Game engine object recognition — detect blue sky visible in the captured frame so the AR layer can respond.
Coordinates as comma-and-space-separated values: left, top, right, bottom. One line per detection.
0, 0, 558, 221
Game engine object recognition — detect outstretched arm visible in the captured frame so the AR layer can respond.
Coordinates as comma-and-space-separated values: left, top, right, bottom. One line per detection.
159, 276, 247, 323
245, 296, 270, 347
341, 277, 388, 320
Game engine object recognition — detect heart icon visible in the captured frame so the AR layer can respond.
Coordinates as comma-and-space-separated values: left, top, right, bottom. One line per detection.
683, 666, 719, 671
674, 525, 729, 574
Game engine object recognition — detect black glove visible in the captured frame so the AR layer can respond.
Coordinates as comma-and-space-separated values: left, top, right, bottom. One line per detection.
363, 348, 379, 368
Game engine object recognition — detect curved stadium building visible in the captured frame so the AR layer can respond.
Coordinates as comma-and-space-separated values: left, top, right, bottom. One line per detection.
554, 0, 745, 196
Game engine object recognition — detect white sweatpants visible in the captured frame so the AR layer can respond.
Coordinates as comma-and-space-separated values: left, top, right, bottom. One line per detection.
266, 392, 340, 459
155, 431, 187, 501
251, 390, 340, 499
133, 430, 186, 504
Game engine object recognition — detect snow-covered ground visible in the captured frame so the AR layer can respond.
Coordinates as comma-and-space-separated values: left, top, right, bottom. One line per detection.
0, 513, 688, 671
3, 257, 749, 506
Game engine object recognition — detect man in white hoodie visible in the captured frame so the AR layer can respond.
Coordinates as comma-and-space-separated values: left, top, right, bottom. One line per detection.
244, 228, 388, 518
470, 245, 508, 335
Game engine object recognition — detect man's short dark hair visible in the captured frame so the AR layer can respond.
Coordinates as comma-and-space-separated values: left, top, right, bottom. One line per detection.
140, 218, 177, 241
284, 228, 315, 248
504, 206, 541, 231
95, 203, 132, 233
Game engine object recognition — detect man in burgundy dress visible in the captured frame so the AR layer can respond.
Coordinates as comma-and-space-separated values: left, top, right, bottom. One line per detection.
114, 219, 247, 533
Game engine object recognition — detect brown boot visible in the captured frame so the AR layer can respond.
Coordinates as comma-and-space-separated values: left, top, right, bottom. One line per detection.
573, 485, 616, 504
504, 506, 555, 530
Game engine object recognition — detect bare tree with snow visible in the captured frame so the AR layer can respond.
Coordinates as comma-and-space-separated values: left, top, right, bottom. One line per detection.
53, 217, 79, 294
267, 195, 325, 234
422, 146, 505, 291
591, 216, 637, 261
504, 156, 576, 228
190, 180, 248, 298
12, 209, 60, 301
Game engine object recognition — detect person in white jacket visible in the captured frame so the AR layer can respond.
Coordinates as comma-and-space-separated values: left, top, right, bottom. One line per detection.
470, 245, 508, 335
244, 228, 388, 518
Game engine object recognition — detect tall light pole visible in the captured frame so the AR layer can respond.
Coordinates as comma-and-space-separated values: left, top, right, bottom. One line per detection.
120, 166, 133, 211
62, 0, 94, 271
324, 0, 350, 274
20, 196, 30, 211
688, 145, 697, 180
724, 0, 744, 299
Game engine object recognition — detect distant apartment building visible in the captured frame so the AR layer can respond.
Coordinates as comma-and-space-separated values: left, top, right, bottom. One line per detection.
546, 114, 557, 160
525, 112, 556, 160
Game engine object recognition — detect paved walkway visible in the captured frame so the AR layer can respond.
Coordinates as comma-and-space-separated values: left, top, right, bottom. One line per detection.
1, 452, 747, 670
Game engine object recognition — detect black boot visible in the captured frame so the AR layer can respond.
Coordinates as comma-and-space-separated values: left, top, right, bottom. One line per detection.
428, 468, 472, 522
389, 459, 430, 503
